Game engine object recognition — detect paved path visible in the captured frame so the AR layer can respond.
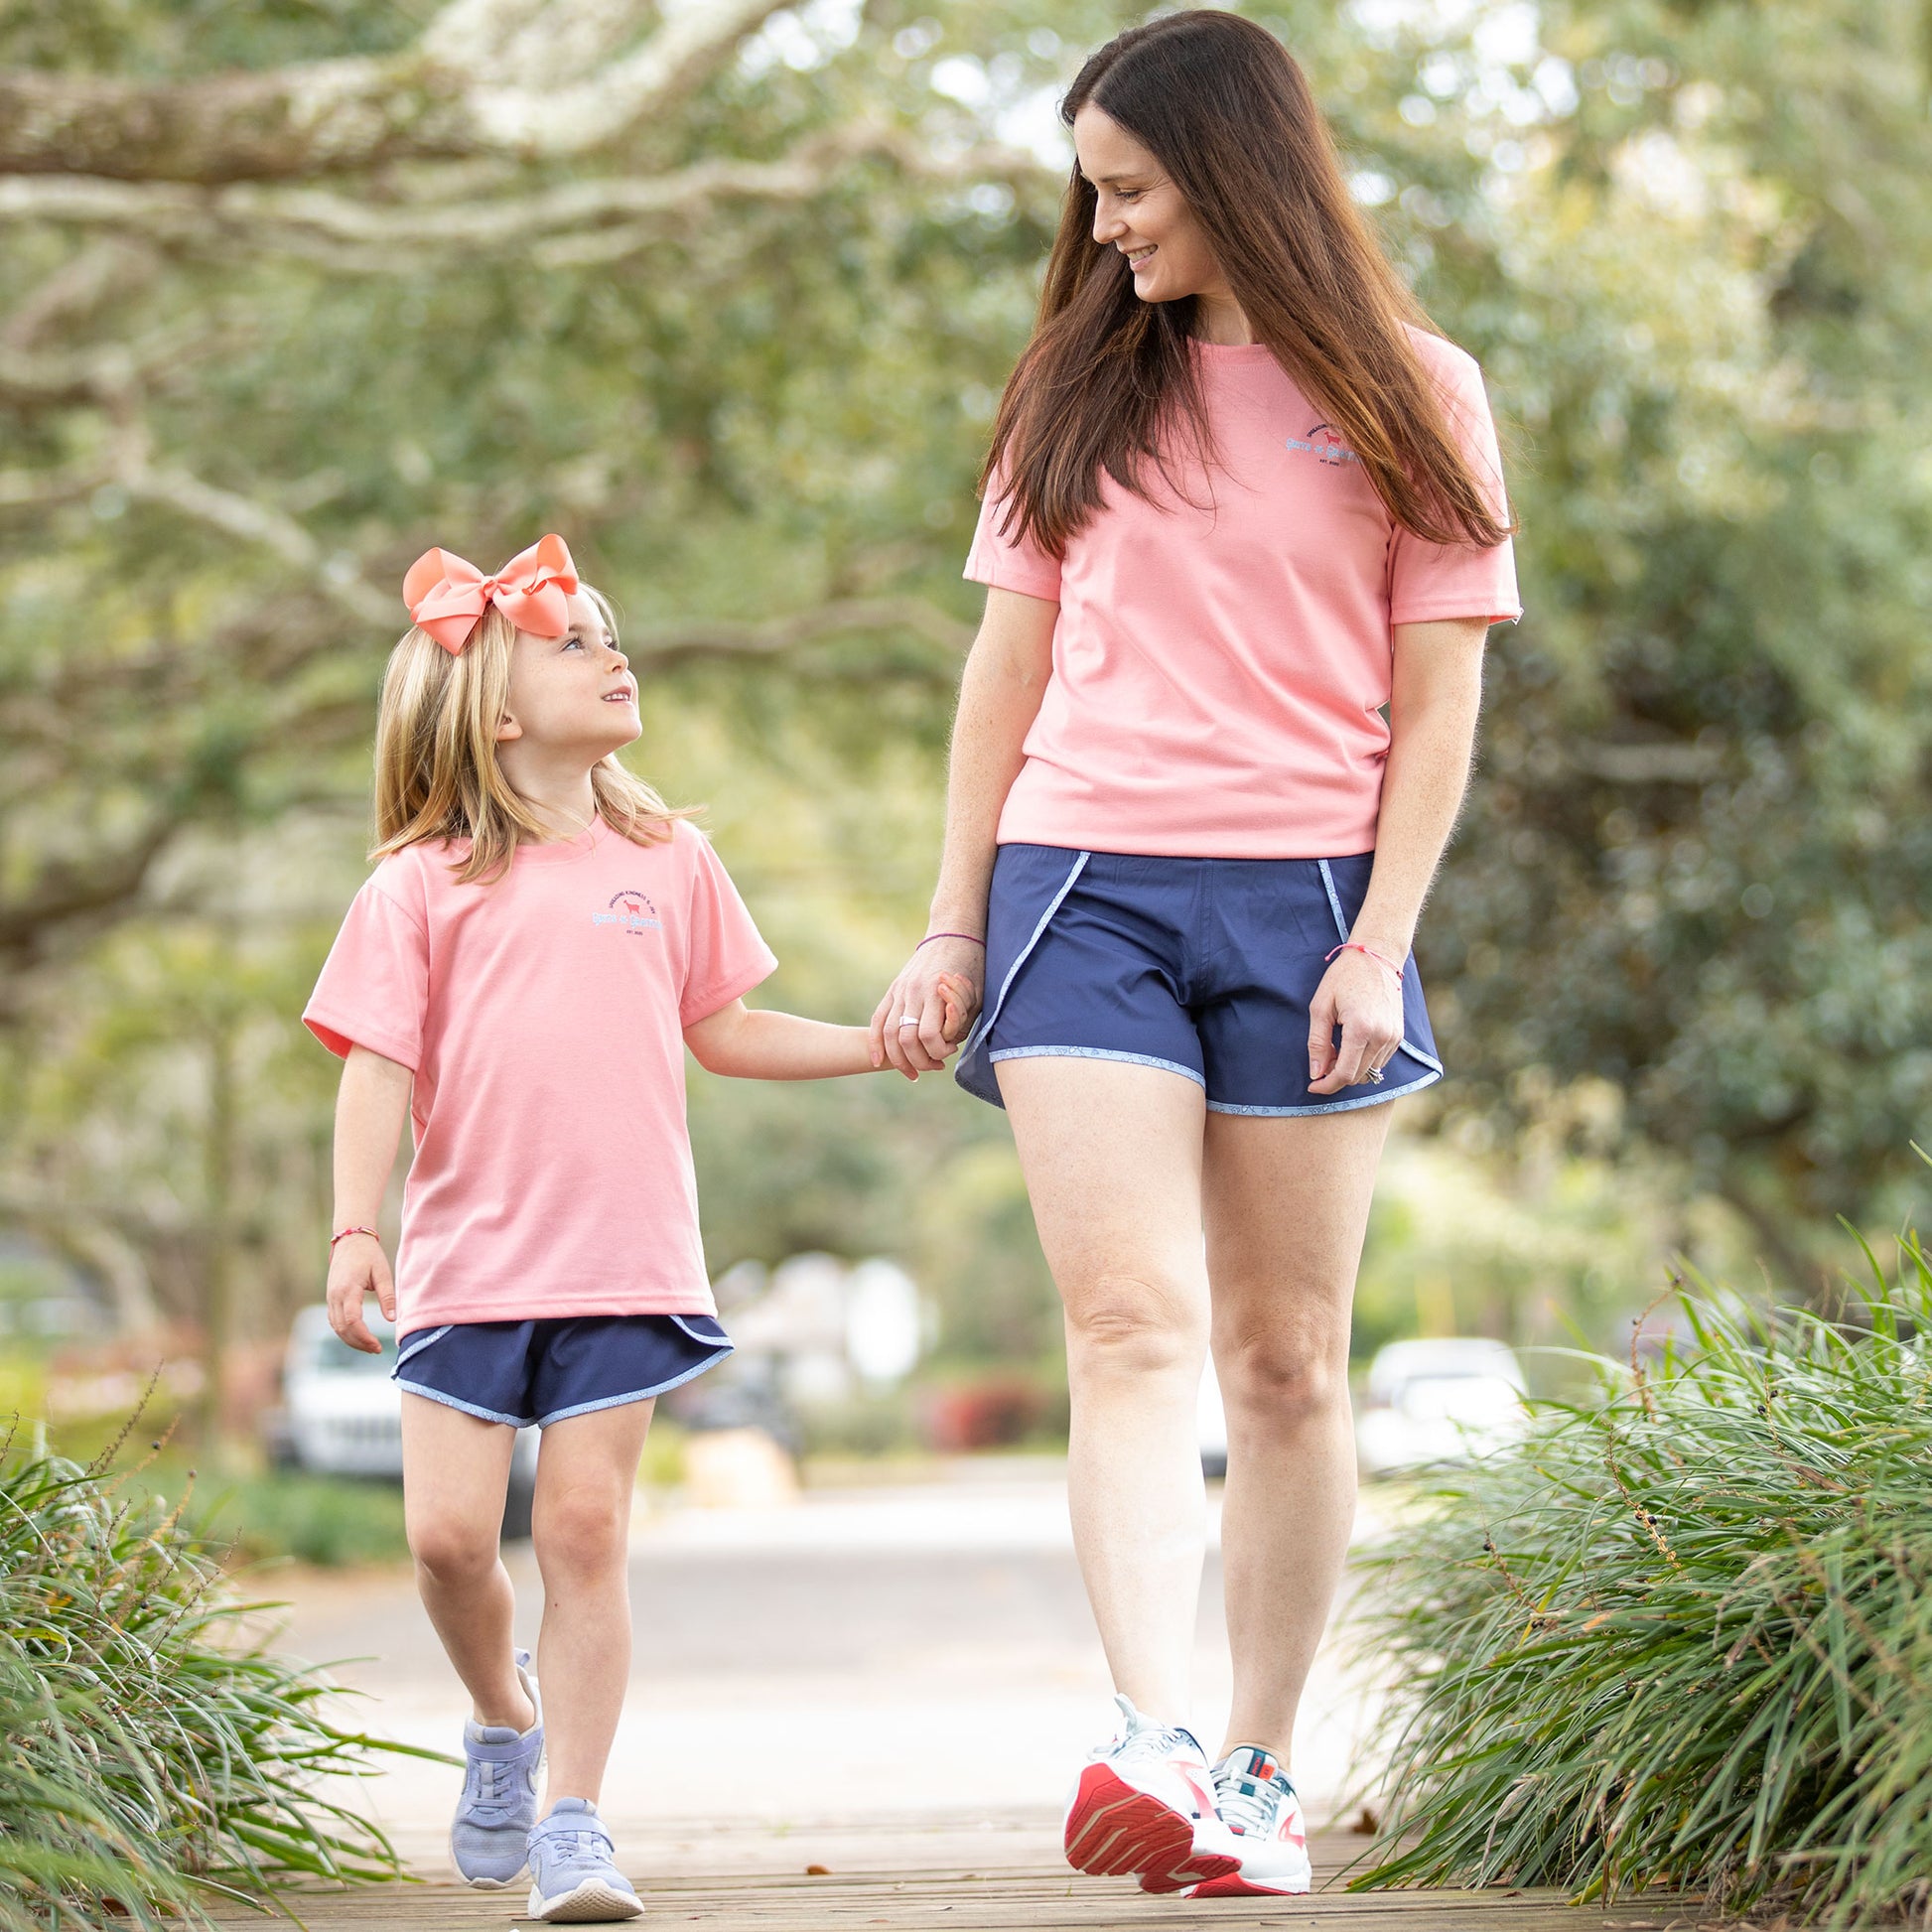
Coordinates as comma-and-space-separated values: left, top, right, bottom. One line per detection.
270, 1461, 1382, 1877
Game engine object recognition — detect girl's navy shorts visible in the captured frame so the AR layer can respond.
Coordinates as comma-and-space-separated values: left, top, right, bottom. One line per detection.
393, 1313, 731, 1428
955, 845, 1443, 1118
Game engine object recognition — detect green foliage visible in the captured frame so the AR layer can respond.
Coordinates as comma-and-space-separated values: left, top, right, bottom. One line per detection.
189, 1470, 410, 1568
0, 1425, 423, 1931
1351, 1218, 1932, 1923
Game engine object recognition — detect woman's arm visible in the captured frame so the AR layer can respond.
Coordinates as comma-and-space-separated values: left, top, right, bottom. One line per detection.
870, 586, 1059, 1076
325, 1043, 412, 1352
1308, 616, 1488, 1094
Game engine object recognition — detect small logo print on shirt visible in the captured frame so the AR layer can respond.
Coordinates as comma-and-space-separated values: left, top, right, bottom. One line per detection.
1286, 422, 1358, 466
593, 889, 660, 934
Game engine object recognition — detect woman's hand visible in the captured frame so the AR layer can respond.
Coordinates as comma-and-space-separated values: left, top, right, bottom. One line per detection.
326, 1231, 395, 1354
870, 937, 986, 1078
1307, 947, 1405, 1095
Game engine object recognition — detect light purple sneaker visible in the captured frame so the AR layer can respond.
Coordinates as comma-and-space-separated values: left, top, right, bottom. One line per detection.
449, 1648, 542, 1887
526, 1798, 642, 1922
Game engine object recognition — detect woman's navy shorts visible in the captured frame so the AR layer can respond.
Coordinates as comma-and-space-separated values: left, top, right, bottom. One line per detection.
393, 1313, 731, 1428
954, 846, 1443, 1117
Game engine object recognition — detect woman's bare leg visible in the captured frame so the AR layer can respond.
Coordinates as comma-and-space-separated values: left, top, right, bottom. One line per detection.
1202, 1103, 1392, 1764
997, 1054, 1209, 1727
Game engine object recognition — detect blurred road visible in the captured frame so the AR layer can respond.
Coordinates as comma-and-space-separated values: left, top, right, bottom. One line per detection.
270, 1458, 1383, 1878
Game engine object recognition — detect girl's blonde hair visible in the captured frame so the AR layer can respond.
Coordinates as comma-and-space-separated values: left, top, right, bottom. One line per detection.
371, 587, 686, 884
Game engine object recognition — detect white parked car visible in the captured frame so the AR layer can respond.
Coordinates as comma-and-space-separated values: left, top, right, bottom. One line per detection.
1354, 1336, 1529, 1476
266, 1306, 539, 1537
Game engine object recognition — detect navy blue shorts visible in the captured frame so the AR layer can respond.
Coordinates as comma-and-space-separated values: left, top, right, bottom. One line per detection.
393, 1313, 732, 1429
954, 846, 1444, 1117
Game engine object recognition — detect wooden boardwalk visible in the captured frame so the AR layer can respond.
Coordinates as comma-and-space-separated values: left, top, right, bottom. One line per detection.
245, 1832, 1709, 1931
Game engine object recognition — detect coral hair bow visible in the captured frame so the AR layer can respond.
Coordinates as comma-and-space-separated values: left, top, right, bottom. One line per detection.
401, 534, 579, 654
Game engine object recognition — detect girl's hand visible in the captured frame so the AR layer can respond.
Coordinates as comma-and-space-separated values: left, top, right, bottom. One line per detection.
326, 1232, 395, 1354
1307, 947, 1405, 1095
870, 937, 985, 1078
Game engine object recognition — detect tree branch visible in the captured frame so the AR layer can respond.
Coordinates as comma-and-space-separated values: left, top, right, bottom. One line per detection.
632, 596, 975, 667
0, 129, 1047, 264
0, 0, 787, 182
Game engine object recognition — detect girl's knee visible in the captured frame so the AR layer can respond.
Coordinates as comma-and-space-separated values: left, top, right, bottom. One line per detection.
532, 1485, 629, 1575
407, 1515, 500, 1587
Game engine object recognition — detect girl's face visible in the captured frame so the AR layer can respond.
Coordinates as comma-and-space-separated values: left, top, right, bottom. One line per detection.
496, 590, 639, 757
1073, 103, 1231, 310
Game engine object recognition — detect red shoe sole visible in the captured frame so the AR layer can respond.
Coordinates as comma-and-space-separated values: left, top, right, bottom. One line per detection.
1189, 1869, 1311, 1897
1063, 1763, 1240, 1890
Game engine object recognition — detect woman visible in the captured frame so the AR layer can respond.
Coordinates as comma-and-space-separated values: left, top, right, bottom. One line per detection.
872, 11, 1518, 1901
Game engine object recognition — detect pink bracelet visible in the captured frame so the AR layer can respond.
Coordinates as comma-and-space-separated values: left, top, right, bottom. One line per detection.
330, 1224, 379, 1249
1324, 941, 1406, 985
917, 931, 985, 950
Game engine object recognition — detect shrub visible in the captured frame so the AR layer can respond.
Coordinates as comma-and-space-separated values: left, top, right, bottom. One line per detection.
1351, 1225, 1932, 1925
190, 1472, 411, 1569
0, 1424, 423, 1931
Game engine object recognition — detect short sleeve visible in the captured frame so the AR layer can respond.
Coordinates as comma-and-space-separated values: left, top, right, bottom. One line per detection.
1387, 346, 1522, 627
303, 868, 430, 1069
679, 830, 778, 1028
963, 474, 1063, 604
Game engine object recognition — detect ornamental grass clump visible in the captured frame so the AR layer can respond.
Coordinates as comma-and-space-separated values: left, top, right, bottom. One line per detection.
1351, 1226, 1932, 1925
0, 1421, 416, 1932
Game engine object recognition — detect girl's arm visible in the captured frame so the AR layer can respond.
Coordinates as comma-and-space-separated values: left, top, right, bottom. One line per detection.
324, 1043, 412, 1352
1308, 616, 1488, 1093
869, 586, 1059, 1076
684, 1004, 877, 1081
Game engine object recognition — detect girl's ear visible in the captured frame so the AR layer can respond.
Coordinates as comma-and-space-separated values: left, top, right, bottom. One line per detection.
494, 711, 522, 744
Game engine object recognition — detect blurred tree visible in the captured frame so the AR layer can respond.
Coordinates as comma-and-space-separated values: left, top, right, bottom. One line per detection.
3, 0, 1927, 1347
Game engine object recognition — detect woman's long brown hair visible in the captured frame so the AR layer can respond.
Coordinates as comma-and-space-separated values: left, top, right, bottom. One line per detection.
984, 10, 1512, 554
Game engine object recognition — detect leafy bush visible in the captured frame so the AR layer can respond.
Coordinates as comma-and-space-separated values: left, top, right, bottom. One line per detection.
190, 1472, 411, 1569
0, 1424, 423, 1931
1352, 1226, 1932, 1925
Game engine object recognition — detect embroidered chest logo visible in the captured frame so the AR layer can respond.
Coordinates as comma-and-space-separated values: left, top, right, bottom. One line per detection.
1285, 422, 1358, 467
593, 889, 661, 935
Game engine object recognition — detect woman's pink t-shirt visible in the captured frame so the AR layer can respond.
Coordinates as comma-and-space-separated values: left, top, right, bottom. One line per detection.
303, 817, 775, 1331
965, 331, 1521, 858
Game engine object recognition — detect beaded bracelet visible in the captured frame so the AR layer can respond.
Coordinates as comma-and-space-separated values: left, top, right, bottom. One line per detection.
1324, 941, 1406, 985
329, 1224, 379, 1249
917, 931, 985, 950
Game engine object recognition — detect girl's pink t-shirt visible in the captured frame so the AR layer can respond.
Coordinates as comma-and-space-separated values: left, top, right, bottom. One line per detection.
965, 331, 1521, 858
303, 817, 775, 1331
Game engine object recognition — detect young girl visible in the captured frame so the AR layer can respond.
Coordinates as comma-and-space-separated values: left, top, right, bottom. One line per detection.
304, 536, 955, 1922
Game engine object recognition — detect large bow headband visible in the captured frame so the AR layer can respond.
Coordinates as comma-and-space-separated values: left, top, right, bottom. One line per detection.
402, 534, 579, 654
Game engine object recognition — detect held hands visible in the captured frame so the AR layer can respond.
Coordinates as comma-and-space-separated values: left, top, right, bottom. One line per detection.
326, 1231, 395, 1353
1307, 943, 1406, 1095
869, 936, 984, 1078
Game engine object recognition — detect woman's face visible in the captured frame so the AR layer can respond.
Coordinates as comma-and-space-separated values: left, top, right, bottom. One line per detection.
1072, 103, 1231, 310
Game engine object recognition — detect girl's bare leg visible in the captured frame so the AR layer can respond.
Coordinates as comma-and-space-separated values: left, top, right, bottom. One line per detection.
400, 1395, 533, 1730
528, 1397, 656, 1805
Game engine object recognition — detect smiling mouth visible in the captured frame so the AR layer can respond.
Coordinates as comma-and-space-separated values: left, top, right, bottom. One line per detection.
1124, 244, 1157, 267
603, 685, 635, 704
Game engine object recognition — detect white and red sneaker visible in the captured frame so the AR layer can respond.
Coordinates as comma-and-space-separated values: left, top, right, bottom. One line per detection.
1185, 1744, 1311, 1896
1062, 1695, 1242, 1892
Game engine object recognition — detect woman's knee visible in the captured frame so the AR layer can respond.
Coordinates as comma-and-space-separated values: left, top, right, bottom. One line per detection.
1216, 1322, 1349, 1433
1064, 1271, 1207, 1381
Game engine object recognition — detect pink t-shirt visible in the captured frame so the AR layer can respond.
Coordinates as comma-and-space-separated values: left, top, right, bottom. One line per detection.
965, 330, 1521, 858
303, 817, 775, 1330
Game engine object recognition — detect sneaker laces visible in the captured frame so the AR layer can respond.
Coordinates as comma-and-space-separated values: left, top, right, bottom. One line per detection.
535, 1822, 613, 1868
466, 1755, 515, 1815
1098, 1694, 1204, 1770
1217, 1760, 1289, 1840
